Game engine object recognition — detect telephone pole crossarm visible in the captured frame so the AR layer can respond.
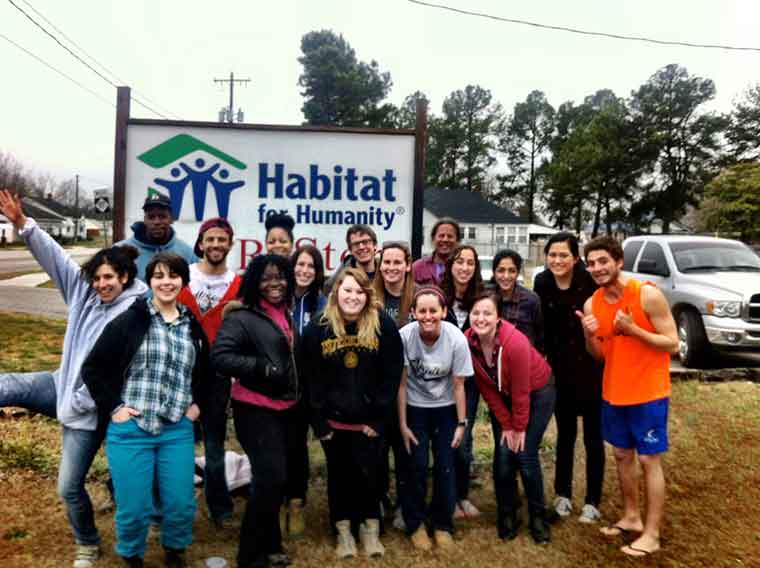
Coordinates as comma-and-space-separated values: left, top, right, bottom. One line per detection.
213, 72, 250, 123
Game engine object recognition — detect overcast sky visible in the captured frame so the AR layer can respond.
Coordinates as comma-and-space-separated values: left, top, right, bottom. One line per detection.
1, 0, 757, 196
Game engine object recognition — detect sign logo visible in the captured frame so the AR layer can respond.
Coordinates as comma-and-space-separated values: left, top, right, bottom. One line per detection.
138, 134, 247, 220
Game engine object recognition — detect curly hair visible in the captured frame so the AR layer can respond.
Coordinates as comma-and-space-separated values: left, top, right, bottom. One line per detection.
239, 254, 295, 308
80, 245, 139, 289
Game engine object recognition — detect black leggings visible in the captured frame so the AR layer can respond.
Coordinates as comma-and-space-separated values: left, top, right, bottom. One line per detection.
553, 391, 605, 507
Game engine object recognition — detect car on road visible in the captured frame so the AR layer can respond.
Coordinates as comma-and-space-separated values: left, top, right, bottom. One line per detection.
622, 235, 760, 368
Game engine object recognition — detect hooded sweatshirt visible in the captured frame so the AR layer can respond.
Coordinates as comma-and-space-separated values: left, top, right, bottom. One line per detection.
465, 320, 551, 432
20, 218, 148, 430
116, 221, 197, 281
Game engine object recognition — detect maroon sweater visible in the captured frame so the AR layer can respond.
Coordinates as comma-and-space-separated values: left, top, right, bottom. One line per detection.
465, 320, 551, 432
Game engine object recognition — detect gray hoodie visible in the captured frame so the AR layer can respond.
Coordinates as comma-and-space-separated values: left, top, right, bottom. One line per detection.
21, 219, 148, 430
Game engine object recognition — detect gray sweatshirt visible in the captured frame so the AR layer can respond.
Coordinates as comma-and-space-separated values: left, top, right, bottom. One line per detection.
21, 219, 148, 430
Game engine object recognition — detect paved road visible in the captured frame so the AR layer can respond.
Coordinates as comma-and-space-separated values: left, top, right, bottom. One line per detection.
0, 247, 94, 275
671, 350, 760, 371
0, 286, 67, 319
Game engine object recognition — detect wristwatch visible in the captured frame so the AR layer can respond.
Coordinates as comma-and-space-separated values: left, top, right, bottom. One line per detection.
457, 419, 468, 428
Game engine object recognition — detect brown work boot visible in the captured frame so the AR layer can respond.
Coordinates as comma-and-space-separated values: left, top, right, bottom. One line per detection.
434, 530, 454, 549
287, 498, 305, 538
410, 525, 432, 551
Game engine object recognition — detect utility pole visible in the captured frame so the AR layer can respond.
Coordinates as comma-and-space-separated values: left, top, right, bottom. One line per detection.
214, 71, 250, 123
74, 174, 79, 243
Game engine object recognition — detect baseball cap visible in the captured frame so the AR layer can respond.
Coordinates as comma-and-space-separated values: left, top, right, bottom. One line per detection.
142, 192, 172, 210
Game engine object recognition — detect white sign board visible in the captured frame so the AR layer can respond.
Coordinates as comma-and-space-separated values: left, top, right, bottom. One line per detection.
124, 124, 415, 271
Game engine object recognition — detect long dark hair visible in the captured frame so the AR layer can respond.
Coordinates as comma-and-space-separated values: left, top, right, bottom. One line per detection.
239, 254, 295, 308
440, 245, 483, 312
80, 245, 139, 289
291, 244, 325, 313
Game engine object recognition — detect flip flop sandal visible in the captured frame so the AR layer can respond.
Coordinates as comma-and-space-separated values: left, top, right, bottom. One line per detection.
600, 524, 638, 537
621, 544, 659, 557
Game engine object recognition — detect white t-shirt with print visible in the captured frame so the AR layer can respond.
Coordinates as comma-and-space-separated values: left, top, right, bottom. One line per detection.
188, 264, 235, 314
400, 321, 473, 408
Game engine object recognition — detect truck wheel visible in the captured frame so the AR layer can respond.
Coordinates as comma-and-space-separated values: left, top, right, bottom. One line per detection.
677, 310, 710, 368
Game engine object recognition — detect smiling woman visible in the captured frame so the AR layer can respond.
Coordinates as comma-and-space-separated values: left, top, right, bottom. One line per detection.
81, 252, 211, 566
211, 253, 306, 567
300, 267, 403, 559
0, 188, 149, 568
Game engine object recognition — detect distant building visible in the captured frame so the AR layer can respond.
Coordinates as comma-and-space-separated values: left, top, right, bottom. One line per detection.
423, 187, 556, 265
0, 214, 15, 244
20, 197, 85, 240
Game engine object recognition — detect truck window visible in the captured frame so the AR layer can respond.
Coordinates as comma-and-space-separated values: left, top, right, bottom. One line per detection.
623, 241, 644, 271
638, 242, 670, 277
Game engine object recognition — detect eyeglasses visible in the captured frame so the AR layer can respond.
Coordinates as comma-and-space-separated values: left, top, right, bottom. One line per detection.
349, 237, 375, 249
261, 274, 286, 283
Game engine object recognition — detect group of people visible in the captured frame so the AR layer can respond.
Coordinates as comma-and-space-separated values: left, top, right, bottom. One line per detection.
0, 188, 678, 567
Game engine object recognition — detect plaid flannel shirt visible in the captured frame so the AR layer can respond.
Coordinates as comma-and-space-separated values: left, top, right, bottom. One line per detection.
122, 302, 196, 435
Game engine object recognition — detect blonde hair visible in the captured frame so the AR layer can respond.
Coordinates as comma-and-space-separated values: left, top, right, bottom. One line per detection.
372, 242, 415, 327
322, 267, 381, 348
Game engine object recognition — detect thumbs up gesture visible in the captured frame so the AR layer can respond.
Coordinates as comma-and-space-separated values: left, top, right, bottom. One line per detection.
575, 309, 599, 336
613, 307, 635, 335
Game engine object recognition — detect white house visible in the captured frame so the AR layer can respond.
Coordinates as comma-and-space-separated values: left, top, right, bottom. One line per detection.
22, 197, 87, 240
0, 214, 16, 244
423, 187, 556, 266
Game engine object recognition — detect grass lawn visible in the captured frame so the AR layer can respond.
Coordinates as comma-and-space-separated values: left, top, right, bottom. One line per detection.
1, 312, 758, 567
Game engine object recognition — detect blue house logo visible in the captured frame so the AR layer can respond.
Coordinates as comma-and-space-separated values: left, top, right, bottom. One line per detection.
137, 134, 247, 220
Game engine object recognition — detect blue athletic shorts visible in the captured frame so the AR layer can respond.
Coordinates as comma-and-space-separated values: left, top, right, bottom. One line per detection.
601, 397, 669, 455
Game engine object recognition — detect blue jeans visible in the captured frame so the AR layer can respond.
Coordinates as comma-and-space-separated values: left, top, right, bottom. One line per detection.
107, 417, 197, 558
401, 404, 457, 534
1, 370, 105, 545
0, 370, 57, 418
454, 378, 480, 501
491, 382, 556, 518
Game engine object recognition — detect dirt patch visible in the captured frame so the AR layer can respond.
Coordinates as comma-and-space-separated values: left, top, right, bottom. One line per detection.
1, 313, 758, 566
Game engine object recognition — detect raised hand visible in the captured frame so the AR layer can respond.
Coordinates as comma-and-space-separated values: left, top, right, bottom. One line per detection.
0, 189, 27, 231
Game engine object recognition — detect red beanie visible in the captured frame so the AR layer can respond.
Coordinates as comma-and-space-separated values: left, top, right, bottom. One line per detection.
194, 217, 234, 257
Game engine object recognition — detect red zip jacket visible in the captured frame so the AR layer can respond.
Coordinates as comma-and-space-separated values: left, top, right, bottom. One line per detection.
465, 320, 551, 432
178, 274, 241, 344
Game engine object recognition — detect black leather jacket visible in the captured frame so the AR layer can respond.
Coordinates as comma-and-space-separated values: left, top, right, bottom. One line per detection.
211, 301, 300, 402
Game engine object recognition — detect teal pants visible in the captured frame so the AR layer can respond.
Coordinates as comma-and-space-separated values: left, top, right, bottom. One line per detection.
106, 417, 196, 558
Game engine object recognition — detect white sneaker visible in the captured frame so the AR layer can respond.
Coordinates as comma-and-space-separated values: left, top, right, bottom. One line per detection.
73, 544, 100, 568
578, 504, 601, 524
458, 499, 481, 518
554, 496, 573, 517
392, 507, 406, 531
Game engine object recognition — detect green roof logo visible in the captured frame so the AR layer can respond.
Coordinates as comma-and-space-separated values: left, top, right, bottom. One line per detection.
138, 134, 247, 220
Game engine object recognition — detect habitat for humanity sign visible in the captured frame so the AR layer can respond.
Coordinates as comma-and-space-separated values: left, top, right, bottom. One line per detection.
124, 124, 415, 271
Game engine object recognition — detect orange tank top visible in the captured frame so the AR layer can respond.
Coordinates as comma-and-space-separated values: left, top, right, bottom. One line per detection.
591, 278, 670, 405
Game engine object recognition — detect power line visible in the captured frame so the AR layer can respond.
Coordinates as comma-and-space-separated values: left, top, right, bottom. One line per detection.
6, 0, 174, 118
0, 32, 115, 108
408, 0, 760, 53
17, 0, 180, 119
